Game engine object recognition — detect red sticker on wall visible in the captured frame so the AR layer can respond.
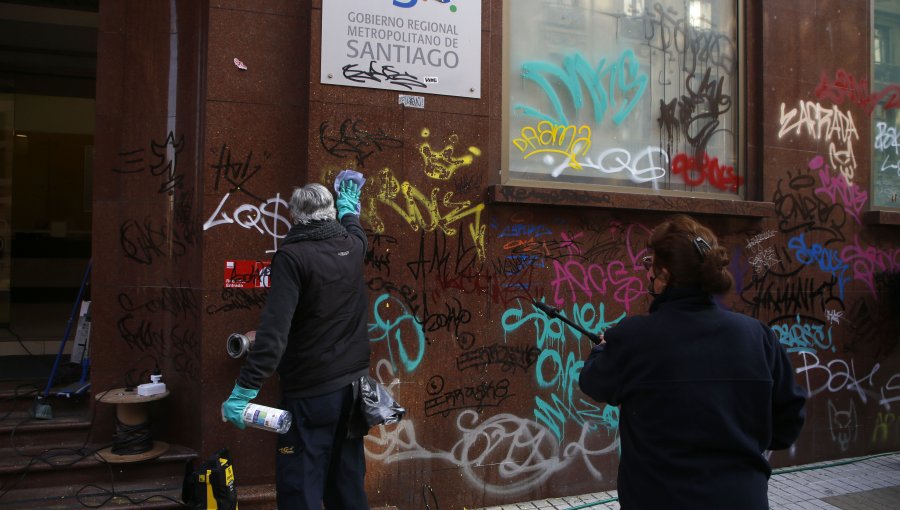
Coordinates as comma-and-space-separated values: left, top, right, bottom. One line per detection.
224, 260, 271, 288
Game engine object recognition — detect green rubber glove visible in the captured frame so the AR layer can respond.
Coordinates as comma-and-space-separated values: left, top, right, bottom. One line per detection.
221, 383, 259, 429
336, 180, 361, 220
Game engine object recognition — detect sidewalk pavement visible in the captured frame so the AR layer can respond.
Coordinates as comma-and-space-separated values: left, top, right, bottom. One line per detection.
476, 452, 900, 510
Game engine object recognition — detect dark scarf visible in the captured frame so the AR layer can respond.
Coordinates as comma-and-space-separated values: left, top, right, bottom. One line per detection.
649, 286, 716, 313
282, 219, 347, 245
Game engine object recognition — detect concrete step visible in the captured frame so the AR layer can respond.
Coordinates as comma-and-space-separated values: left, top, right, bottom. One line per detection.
0, 443, 196, 492
0, 408, 92, 450
0, 381, 41, 415
0, 374, 90, 415
0, 477, 186, 509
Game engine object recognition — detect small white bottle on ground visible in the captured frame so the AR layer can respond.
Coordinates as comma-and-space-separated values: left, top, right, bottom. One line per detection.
239, 403, 292, 434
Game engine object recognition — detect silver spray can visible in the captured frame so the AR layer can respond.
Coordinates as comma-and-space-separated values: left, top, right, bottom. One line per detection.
239, 403, 292, 434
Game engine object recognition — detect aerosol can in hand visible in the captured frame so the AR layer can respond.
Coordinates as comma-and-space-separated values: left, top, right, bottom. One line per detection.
223, 403, 292, 434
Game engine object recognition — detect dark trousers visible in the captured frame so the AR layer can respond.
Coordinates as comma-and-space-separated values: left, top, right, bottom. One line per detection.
276, 384, 369, 510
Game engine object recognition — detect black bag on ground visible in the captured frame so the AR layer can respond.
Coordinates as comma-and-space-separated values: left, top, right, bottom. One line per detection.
182, 448, 239, 510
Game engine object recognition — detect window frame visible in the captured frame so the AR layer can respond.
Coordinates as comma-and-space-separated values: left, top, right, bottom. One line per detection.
869, 2, 900, 223
496, 0, 764, 216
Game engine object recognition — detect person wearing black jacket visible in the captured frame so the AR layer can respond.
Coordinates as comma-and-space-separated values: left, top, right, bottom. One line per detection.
222, 180, 370, 510
578, 214, 806, 510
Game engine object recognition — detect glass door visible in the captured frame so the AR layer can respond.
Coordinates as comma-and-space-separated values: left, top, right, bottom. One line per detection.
0, 95, 12, 326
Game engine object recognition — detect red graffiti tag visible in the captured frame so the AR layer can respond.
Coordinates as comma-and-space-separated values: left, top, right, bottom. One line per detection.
672, 152, 744, 192
815, 69, 900, 113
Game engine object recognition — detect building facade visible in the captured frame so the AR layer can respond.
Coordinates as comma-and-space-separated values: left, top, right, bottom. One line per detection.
87, 1, 900, 508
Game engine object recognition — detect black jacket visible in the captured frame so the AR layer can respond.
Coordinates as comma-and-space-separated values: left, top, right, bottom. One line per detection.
578, 286, 806, 510
237, 215, 370, 398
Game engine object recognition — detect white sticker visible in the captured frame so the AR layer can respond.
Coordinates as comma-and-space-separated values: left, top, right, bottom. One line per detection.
399, 95, 425, 109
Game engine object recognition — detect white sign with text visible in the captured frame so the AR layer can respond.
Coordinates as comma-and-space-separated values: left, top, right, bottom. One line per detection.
321, 0, 482, 98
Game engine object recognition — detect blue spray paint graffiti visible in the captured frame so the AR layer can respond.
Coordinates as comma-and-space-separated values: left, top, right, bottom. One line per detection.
788, 233, 852, 299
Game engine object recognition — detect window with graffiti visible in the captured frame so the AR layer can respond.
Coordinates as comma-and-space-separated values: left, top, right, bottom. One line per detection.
504, 0, 743, 197
872, 1, 900, 209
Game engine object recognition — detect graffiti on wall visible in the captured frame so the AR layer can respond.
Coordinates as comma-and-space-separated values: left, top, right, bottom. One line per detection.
110, 131, 200, 383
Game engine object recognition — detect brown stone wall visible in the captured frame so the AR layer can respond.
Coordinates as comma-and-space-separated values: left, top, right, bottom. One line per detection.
92, 0, 205, 448
92, 1, 900, 509
198, 0, 312, 480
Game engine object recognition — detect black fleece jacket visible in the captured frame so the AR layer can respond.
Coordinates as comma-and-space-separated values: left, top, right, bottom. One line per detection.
579, 286, 806, 510
237, 215, 370, 398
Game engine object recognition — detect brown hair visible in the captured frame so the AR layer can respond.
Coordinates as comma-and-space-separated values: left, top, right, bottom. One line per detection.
648, 214, 733, 295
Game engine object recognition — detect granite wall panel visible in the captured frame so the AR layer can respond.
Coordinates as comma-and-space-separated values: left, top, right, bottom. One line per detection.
92, 1, 900, 508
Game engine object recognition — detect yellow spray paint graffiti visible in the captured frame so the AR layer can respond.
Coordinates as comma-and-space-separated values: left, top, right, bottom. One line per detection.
366, 167, 486, 261
419, 128, 482, 180
512, 121, 592, 171
324, 127, 486, 260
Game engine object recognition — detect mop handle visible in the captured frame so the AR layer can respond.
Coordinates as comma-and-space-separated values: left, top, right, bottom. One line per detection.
531, 300, 602, 345
42, 259, 92, 398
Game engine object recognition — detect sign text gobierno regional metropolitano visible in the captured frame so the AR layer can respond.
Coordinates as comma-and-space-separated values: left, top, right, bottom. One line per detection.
321, 0, 482, 99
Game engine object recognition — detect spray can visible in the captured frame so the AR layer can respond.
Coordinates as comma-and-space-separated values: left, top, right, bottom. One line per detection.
235, 403, 292, 434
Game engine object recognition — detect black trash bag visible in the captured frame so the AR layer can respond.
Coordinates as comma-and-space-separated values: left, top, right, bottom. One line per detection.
359, 375, 405, 427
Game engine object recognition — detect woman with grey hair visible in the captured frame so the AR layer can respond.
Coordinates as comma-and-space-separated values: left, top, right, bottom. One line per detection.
222, 178, 371, 509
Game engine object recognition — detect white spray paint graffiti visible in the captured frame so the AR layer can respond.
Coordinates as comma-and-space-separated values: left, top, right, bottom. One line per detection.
363, 360, 620, 496
203, 193, 292, 253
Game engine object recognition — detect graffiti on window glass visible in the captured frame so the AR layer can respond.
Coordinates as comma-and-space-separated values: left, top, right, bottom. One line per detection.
507, 0, 741, 197
872, 4, 900, 209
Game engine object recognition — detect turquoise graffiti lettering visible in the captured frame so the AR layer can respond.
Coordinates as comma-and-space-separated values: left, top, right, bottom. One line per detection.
532, 349, 613, 442
503, 299, 624, 442
534, 390, 609, 443
517, 50, 648, 126
501, 299, 625, 349
772, 314, 835, 354
369, 294, 426, 373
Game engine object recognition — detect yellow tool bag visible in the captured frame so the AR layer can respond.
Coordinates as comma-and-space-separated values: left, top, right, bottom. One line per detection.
181, 448, 239, 509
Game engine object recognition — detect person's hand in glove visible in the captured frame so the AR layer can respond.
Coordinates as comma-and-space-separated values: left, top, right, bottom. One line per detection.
336, 179, 361, 220
221, 383, 259, 429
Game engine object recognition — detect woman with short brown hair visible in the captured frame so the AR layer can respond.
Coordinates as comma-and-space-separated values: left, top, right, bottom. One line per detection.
579, 214, 806, 510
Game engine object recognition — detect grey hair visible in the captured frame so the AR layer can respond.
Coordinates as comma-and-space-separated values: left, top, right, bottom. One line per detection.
289, 183, 336, 224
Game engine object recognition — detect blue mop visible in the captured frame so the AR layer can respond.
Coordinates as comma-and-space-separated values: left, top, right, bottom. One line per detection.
32, 259, 92, 419
56, 300, 91, 399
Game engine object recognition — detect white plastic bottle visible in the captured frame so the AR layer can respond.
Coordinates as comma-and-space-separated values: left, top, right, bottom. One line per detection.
239, 404, 292, 434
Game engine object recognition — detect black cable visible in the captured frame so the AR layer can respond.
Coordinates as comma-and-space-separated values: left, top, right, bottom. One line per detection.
0, 380, 186, 508
110, 418, 153, 456
0, 383, 39, 422
1, 326, 36, 356
74, 381, 188, 508
0, 441, 110, 501
0, 388, 111, 501
75, 473, 188, 508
